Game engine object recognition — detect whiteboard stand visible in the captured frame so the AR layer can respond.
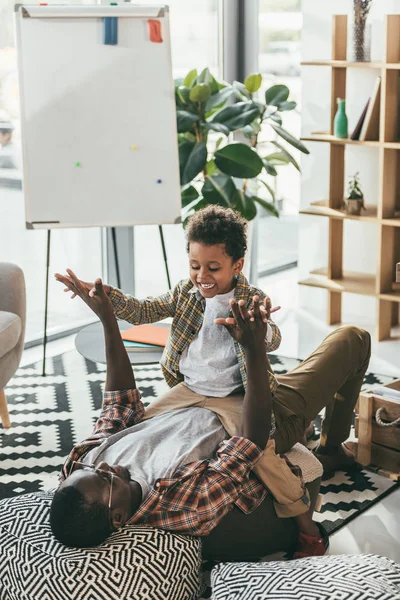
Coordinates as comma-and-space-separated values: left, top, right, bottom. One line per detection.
41, 225, 171, 376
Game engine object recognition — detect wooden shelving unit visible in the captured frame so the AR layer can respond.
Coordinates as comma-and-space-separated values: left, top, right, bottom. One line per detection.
299, 14, 400, 340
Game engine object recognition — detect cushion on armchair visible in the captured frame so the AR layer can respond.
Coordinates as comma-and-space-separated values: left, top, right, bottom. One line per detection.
211, 554, 400, 600
0, 491, 203, 600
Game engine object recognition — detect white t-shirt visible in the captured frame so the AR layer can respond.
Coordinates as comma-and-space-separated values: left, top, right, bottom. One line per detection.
179, 289, 243, 397
82, 407, 227, 499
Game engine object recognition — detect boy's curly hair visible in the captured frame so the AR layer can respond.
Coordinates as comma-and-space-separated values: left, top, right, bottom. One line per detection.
185, 206, 247, 262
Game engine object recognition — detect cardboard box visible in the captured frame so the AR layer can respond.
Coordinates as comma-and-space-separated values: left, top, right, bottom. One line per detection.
356, 379, 400, 479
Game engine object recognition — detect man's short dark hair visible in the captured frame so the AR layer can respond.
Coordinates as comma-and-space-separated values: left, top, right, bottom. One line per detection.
50, 486, 112, 548
185, 205, 247, 262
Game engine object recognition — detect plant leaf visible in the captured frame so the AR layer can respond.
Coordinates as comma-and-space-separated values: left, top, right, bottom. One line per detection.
232, 80, 251, 100
277, 100, 297, 112
212, 102, 261, 131
204, 86, 233, 112
252, 196, 280, 217
258, 179, 276, 201
262, 159, 278, 177
181, 185, 199, 207
265, 84, 289, 107
203, 122, 230, 136
179, 141, 208, 185
202, 174, 237, 207
197, 68, 212, 86
264, 152, 290, 166
271, 141, 301, 172
183, 69, 198, 87
206, 159, 217, 176
176, 86, 191, 106
233, 190, 257, 221
244, 73, 262, 93
189, 83, 211, 103
181, 197, 207, 227
268, 112, 282, 125
270, 123, 310, 154
215, 143, 264, 178
176, 110, 199, 133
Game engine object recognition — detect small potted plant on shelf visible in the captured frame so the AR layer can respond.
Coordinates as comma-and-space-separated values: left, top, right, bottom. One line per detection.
345, 172, 366, 215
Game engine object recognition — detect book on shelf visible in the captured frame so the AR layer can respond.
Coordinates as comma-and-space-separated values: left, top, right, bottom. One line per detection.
123, 340, 161, 353
359, 76, 381, 141
350, 98, 370, 140
121, 323, 171, 347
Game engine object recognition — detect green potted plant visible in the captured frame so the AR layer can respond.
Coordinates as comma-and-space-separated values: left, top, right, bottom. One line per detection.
345, 172, 366, 215
175, 68, 310, 225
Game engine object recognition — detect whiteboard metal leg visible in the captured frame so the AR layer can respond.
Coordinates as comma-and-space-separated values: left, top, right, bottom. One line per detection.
158, 225, 171, 289
42, 229, 51, 377
111, 227, 121, 289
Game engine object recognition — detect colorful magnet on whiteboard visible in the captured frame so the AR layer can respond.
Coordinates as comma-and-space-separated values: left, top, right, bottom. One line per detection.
148, 19, 163, 43
131, 145, 138, 151
75, 162, 81, 167
157, 179, 162, 184
104, 4, 118, 46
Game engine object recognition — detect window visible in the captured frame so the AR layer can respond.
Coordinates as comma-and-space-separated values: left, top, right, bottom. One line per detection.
0, 0, 103, 344
257, 0, 302, 276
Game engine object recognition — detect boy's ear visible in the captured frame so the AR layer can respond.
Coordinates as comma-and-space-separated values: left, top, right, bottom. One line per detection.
234, 258, 244, 275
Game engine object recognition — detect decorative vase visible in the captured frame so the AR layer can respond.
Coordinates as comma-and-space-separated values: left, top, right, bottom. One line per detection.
352, 17, 371, 62
344, 196, 364, 215
333, 98, 348, 139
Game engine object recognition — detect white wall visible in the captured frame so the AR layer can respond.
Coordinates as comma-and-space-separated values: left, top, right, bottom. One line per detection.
300, 0, 400, 325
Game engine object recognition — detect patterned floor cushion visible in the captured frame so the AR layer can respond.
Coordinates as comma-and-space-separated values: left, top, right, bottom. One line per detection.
211, 554, 400, 600
0, 491, 203, 600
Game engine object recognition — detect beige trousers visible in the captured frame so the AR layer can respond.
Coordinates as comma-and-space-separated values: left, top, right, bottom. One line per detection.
144, 384, 310, 518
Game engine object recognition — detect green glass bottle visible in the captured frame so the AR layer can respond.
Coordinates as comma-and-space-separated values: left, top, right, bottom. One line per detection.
333, 98, 348, 139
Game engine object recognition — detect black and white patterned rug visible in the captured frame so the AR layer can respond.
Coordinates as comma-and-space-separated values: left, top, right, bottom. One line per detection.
0, 352, 398, 539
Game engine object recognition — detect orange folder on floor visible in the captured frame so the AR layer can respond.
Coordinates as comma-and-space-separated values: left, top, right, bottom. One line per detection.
121, 324, 171, 347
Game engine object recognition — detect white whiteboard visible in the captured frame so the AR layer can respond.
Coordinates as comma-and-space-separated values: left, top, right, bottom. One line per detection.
15, 4, 181, 229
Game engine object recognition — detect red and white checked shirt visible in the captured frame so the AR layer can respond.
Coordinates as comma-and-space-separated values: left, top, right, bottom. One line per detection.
61, 388, 267, 536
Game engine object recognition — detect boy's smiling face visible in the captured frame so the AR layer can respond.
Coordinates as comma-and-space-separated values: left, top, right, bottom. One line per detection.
188, 242, 244, 298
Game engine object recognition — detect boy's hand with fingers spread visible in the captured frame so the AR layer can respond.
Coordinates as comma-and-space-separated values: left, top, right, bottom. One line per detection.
57, 269, 114, 323
54, 271, 111, 299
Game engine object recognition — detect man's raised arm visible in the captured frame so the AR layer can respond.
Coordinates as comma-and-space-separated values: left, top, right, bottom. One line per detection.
60, 270, 136, 392
215, 297, 272, 449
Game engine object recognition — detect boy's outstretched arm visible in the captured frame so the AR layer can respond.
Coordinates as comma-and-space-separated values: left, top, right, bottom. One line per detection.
55, 270, 178, 325
216, 297, 272, 449
62, 269, 136, 392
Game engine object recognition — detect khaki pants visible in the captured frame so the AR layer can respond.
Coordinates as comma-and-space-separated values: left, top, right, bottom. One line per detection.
144, 325, 371, 518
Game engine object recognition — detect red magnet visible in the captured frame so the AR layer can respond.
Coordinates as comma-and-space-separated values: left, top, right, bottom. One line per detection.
148, 19, 163, 43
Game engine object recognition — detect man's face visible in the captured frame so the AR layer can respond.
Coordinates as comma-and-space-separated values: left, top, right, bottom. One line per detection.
0, 131, 11, 146
189, 242, 244, 298
62, 462, 133, 529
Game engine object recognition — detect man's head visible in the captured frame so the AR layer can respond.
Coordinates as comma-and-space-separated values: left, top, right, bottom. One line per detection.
50, 462, 140, 547
185, 206, 247, 298
0, 121, 14, 146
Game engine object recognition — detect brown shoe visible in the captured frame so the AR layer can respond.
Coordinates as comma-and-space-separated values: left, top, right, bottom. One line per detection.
314, 442, 358, 476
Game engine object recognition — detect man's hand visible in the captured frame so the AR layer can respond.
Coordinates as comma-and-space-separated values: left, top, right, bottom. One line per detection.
215, 295, 267, 350
248, 296, 281, 323
55, 271, 111, 299
56, 269, 114, 323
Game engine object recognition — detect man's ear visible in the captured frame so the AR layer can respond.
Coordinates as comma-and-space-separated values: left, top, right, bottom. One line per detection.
234, 258, 244, 275
110, 511, 127, 531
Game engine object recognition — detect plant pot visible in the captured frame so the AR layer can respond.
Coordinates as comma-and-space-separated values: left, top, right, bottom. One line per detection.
344, 196, 364, 215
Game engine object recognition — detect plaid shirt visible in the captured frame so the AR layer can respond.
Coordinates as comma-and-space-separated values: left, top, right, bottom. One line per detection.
110, 273, 281, 395
61, 389, 267, 536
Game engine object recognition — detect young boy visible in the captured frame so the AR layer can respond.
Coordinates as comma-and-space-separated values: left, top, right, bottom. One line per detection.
56, 206, 326, 557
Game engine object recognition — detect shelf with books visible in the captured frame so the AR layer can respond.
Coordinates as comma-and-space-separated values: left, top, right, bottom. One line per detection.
299, 14, 400, 339
300, 200, 378, 221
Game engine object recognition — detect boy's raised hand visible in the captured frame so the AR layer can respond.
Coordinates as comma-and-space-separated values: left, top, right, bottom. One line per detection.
215, 295, 267, 349
55, 271, 111, 299
55, 269, 114, 323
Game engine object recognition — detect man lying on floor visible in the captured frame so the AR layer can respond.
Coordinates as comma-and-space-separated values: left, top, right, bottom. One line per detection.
50, 275, 288, 548
50, 273, 370, 553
